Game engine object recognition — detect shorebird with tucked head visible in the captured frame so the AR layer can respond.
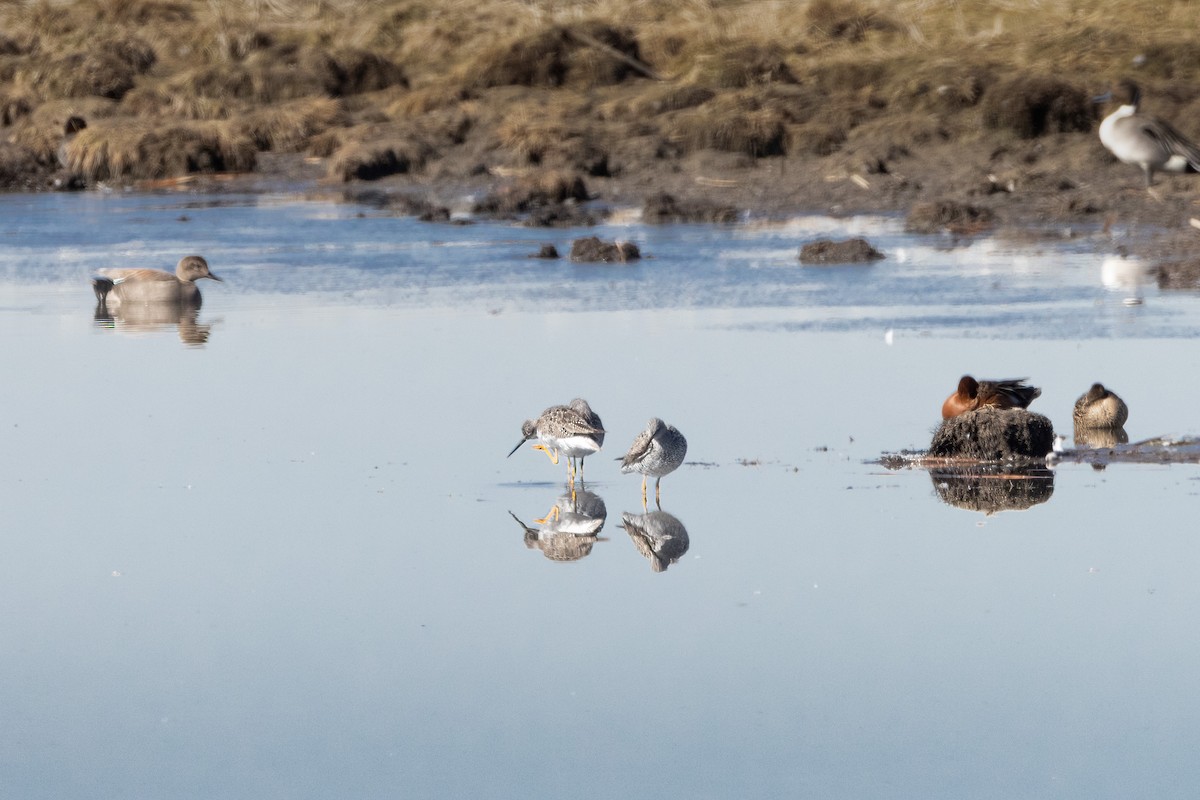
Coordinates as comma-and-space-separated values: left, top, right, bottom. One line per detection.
618, 417, 687, 507
941, 376, 1041, 419
1097, 80, 1200, 188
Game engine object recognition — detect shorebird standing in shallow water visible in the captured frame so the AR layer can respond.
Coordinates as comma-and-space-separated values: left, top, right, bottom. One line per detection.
619, 417, 687, 508
567, 397, 605, 481
1097, 80, 1200, 189
941, 376, 1040, 419
507, 403, 605, 486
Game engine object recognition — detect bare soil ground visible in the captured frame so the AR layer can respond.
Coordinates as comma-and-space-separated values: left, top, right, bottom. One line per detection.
5, 0, 1200, 277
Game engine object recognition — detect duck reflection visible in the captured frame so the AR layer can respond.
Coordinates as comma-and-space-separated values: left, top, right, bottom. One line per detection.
619, 510, 690, 572
508, 488, 608, 562
93, 301, 215, 345
1073, 423, 1129, 449
929, 467, 1055, 514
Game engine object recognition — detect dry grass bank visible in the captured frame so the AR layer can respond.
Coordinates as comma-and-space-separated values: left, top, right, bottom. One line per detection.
3, 0, 1200, 228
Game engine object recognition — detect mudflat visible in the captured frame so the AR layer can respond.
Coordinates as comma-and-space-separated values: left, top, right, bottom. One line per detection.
4, 0, 1200, 279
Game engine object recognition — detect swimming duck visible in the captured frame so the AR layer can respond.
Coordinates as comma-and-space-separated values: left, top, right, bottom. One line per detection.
1073, 383, 1128, 429
1097, 80, 1200, 187
92, 256, 222, 308
941, 376, 1041, 419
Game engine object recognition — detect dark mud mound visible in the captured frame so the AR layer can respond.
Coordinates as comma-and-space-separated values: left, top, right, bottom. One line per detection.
981, 75, 1092, 138
930, 466, 1055, 514
570, 236, 640, 263
643, 192, 739, 223
906, 200, 996, 235
930, 407, 1055, 463
1154, 257, 1200, 290
473, 172, 590, 214
798, 237, 884, 264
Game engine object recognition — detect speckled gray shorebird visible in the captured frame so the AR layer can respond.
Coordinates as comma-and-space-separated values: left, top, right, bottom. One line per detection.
620, 510, 689, 573
507, 403, 605, 485
1073, 383, 1129, 429
1097, 80, 1200, 188
567, 397, 605, 480
92, 255, 222, 309
619, 417, 687, 507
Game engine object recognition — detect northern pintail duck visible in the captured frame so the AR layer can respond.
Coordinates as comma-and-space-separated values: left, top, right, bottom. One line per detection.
1073, 383, 1128, 429
92, 256, 222, 308
1097, 80, 1200, 187
941, 376, 1041, 419
507, 403, 605, 484
618, 417, 687, 506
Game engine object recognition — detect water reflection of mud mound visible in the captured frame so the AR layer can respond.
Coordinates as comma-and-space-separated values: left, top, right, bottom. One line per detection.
620, 510, 689, 572
931, 407, 1054, 462
930, 467, 1055, 514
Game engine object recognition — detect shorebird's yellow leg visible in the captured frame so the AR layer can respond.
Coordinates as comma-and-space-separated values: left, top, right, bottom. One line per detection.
534, 505, 560, 525
532, 444, 559, 464
640, 475, 649, 510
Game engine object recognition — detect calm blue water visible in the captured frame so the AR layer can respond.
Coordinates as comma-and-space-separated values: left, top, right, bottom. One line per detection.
2, 192, 1199, 799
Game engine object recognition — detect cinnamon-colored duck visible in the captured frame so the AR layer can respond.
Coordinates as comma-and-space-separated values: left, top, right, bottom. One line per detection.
941, 376, 1041, 419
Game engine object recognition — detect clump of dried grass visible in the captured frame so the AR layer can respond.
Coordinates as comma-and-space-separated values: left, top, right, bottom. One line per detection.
685, 42, 797, 89
238, 97, 347, 151
64, 118, 256, 181
467, 20, 644, 89
667, 92, 788, 157
327, 124, 433, 181
981, 76, 1091, 139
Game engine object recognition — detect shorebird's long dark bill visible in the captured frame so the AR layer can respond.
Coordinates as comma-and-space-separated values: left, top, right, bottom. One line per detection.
506, 438, 528, 458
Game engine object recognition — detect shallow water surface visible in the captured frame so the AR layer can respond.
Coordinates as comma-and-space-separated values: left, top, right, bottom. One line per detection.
2, 193, 1200, 799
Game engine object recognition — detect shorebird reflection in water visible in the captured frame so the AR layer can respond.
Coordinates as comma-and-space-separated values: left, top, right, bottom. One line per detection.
619, 417, 687, 508
507, 403, 605, 485
509, 489, 608, 562
620, 510, 689, 573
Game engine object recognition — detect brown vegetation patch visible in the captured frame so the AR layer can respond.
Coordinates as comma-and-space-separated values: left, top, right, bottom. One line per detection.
805, 0, 893, 42
668, 93, 788, 157
0, 141, 46, 189
906, 200, 996, 235
930, 408, 1055, 463
981, 76, 1092, 139
1153, 258, 1200, 290
312, 49, 408, 97
688, 42, 797, 89
238, 98, 346, 152
798, 237, 884, 264
328, 131, 432, 181
35, 53, 139, 100
1, 92, 33, 126
469, 21, 644, 89
473, 171, 590, 215
65, 120, 256, 181
643, 192, 739, 224
570, 236, 640, 263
